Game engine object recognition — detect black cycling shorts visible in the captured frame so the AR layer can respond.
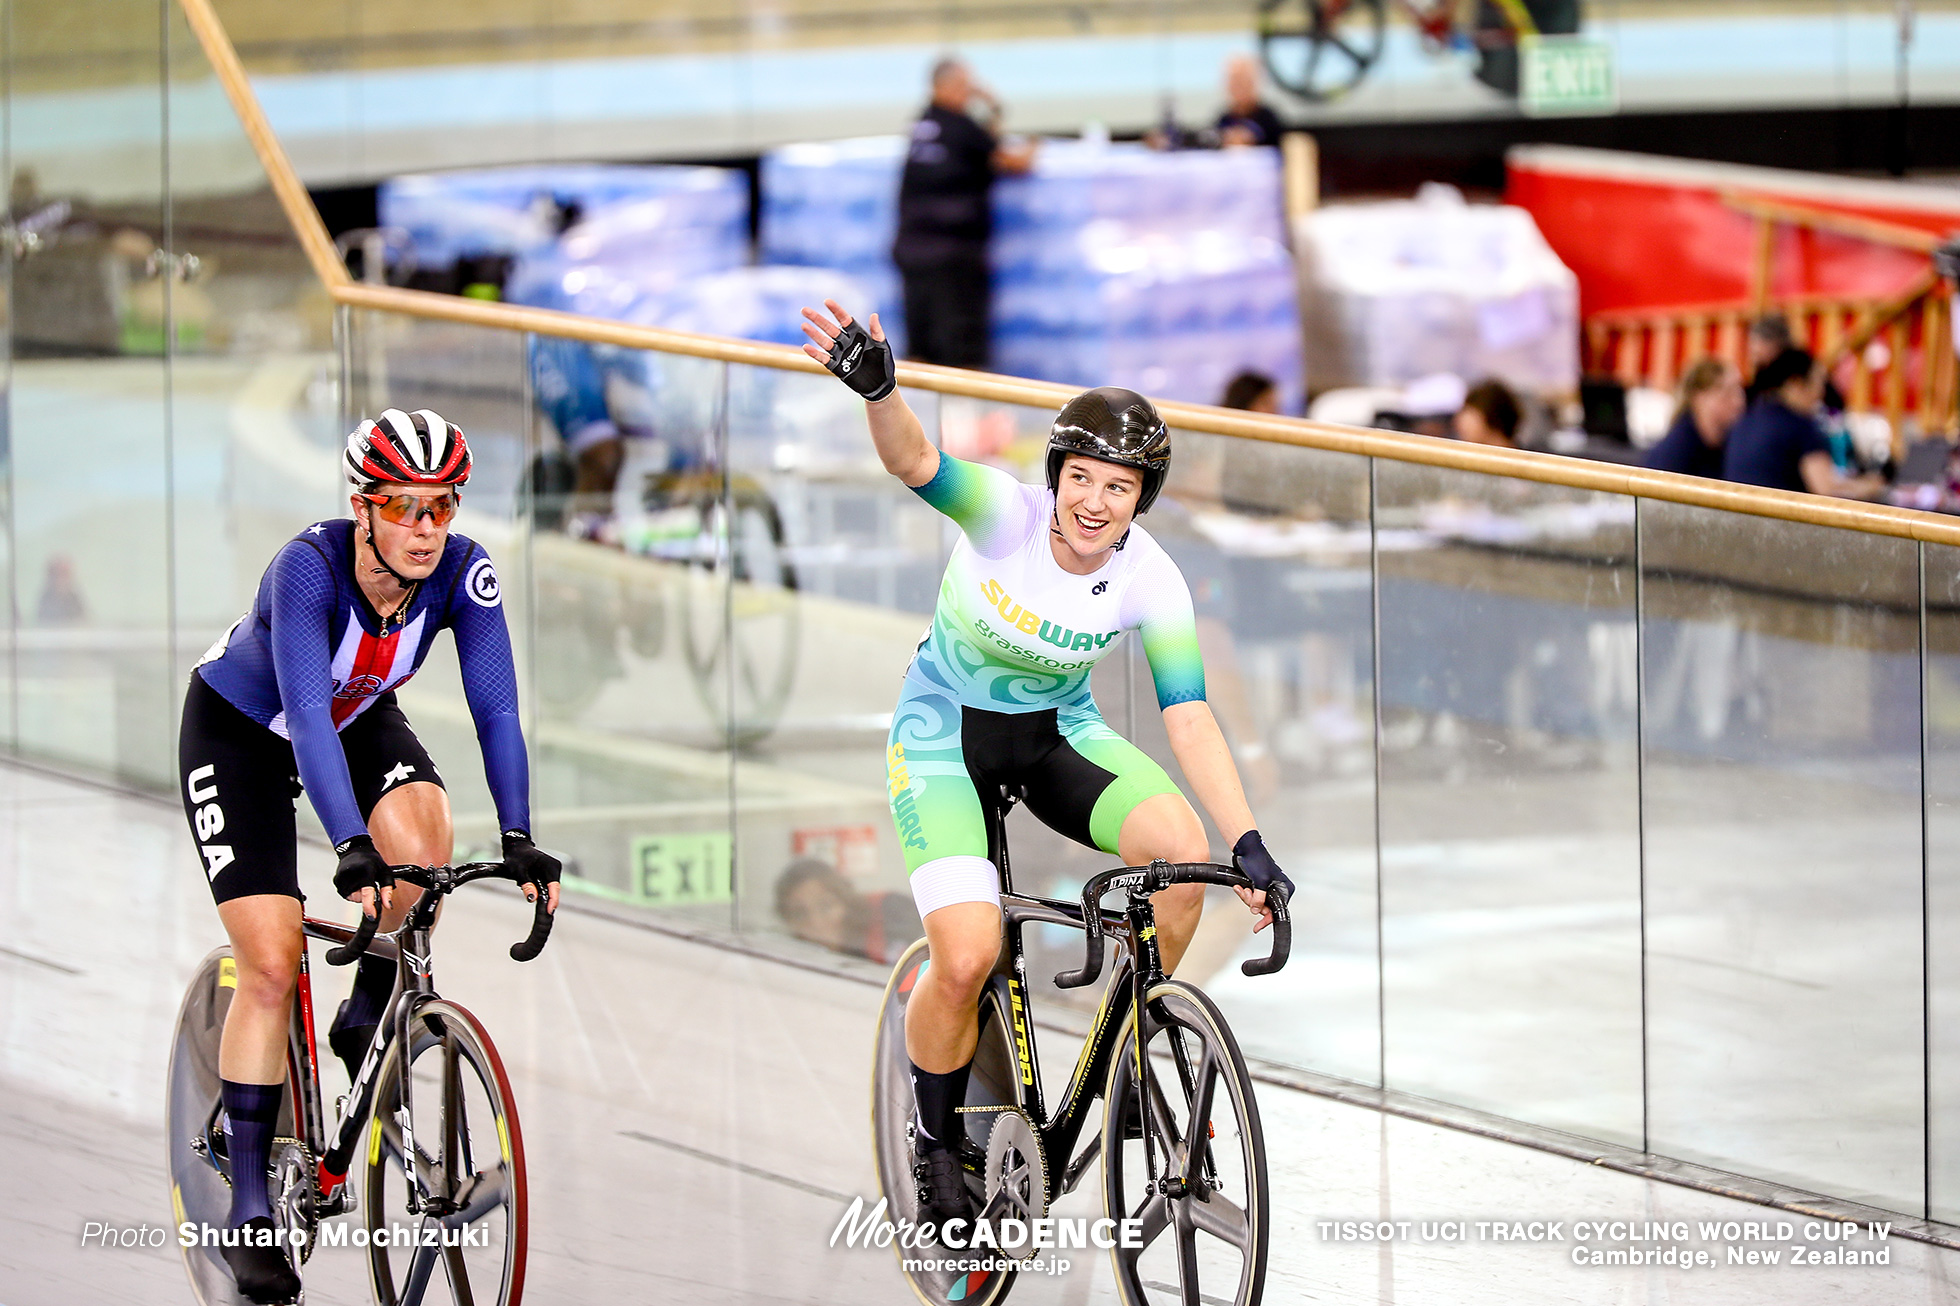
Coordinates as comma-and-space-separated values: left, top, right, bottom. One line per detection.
178, 672, 443, 905
886, 683, 1180, 875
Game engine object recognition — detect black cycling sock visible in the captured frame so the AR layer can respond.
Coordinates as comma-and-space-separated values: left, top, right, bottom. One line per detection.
910, 1060, 972, 1154
221, 1079, 284, 1227
341, 955, 393, 1030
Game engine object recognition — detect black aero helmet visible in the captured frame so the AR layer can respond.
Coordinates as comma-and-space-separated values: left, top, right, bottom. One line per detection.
1045, 386, 1172, 515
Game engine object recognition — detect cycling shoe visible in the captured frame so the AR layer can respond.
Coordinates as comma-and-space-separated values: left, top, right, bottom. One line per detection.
220, 1217, 301, 1304
912, 1144, 974, 1242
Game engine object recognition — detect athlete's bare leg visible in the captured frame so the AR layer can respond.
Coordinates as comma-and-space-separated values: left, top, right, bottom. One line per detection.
215, 780, 453, 1084
367, 779, 451, 928
216, 894, 305, 1083
904, 901, 1002, 1074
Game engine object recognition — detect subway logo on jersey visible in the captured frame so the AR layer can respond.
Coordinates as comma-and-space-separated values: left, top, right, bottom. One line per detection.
978, 579, 1119, 654
887, 743, 929, 852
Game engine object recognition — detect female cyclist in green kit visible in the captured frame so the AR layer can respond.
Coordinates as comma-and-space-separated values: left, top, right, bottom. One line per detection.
801, 299, 1293, 1232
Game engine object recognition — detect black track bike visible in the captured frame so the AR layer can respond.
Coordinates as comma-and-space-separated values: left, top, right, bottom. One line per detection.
870, 787, 1292, 1306
166, 862, 554, 1306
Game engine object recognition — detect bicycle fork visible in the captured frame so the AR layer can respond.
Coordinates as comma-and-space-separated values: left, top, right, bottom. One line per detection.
1126, 894, 1220, 1203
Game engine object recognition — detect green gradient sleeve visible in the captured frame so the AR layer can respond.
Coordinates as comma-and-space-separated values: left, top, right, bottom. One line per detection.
1124, 549, 1207, 709
909, 452, 1041, 560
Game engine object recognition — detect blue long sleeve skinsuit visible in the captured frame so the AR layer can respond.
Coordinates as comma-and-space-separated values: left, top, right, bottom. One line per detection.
195, 519, 529, 842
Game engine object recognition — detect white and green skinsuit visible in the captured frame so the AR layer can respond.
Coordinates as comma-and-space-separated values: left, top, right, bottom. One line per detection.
888, 452, 1208, 916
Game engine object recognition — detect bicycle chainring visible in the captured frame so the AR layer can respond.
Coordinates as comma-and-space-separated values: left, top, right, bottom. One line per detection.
985, 1108, 1049, 1224
270, 1137, 321, 1265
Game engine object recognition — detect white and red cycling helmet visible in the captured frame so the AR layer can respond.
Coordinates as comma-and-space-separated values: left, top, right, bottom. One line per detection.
343, 408, 472, 490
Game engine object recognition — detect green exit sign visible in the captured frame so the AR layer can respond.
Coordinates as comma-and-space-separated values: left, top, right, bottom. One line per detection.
1520, 36, 1617, 117
629, 832, 733, 905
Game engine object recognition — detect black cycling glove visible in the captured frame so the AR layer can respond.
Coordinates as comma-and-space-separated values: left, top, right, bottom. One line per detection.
1232, 829, 1294, 900
333, 834, 394, 910
502, 829, 562, 904
823, 317, 896, 402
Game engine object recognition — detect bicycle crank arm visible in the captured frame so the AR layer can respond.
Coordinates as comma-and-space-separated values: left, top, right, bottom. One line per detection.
974, 1189, 1017, 1225
444, 1164, 510, 1226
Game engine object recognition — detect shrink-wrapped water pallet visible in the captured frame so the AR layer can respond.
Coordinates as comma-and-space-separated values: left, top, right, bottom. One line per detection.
991, 141, 1302, 412
1297, 185, 1579, 396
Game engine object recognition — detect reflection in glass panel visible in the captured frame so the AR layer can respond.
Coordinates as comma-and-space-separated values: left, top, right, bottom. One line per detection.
499, 330, 732, 919
165, 0, 343, 689
340, 312, 535, 860
1930, 540, 1960, 1223
1375, 461, 1642, 1143
1116, 430, 1381, 1086
723, 368, 954, 959
9, 0, 173, 784
1642, 501, 1921, 1212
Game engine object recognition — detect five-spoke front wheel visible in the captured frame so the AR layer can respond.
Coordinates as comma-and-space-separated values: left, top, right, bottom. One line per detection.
1102, 980, 1269, 1306
363, 999, 527, 1306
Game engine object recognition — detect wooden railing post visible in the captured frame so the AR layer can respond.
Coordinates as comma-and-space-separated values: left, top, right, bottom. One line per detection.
1750, 216, 1775, 316
1650, 318, 1676, 390
1887, 316, 1911, 442
1924, 291, 1956, 438
1717, 312, 1744, 373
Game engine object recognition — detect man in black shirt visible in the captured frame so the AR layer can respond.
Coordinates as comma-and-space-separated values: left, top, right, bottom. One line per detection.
1217, 54, 1287, 148
893, 58, 1035, 369
1723, 348, 1884, 499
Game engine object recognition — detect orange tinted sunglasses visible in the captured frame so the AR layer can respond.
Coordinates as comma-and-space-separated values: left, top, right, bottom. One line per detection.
361, 490, 459, 527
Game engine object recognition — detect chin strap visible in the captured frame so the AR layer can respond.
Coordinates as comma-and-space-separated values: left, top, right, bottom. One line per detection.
360, 511, 419, 589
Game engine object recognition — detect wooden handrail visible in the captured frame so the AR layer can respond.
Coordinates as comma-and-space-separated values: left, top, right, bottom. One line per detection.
178, 0, 348, 290
185, 0, 1960, 549
1822, 267, 1943, 368
1587, 288, 1920, 327
1722, 191, 1947, 255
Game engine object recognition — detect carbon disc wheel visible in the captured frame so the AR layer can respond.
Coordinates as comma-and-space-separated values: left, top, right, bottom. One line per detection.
167, 946, 304, 1306
870, 943, 1022, 1306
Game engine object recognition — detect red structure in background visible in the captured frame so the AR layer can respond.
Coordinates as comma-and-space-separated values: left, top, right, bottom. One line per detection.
1506, 145, 1952, 315
1505, 145, 1960, 437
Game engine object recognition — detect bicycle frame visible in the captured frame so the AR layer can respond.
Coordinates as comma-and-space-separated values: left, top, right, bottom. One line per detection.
289, 910, 436, 1217
978, 791, 1175, 1206
224, 859, 548, 1221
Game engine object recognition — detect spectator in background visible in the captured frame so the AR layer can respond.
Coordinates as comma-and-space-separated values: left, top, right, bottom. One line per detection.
892, 58, 1036, 369
774, 858, 923, 965
1645, 358, 1745, 480
1221, 370, 1280, 414
1724, 348, 1886, 499
1747, 313, 1793, 371
1454, 379, 1521, 448
1217, 54, 1287, 148
1744, 312, 1846, 409
35, 555, 85, 625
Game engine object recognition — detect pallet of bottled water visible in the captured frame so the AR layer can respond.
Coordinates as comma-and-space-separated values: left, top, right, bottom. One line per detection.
990, 141, 1302, 412
379, 163, 750, 284
1296, 183, 1579, 395
758, 136, 910, 357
